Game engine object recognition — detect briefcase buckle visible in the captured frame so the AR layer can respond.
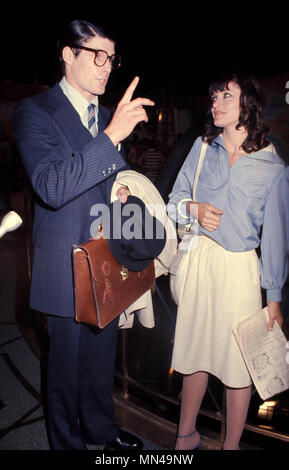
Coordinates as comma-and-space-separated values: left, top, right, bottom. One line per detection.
120, 266, 129, 281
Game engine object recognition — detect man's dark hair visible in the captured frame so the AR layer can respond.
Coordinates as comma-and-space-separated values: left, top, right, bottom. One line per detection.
57, 19, 114, 77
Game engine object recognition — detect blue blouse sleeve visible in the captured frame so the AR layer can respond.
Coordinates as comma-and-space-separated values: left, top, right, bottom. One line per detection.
167, 137, 203, 225
260, 168, 289, 302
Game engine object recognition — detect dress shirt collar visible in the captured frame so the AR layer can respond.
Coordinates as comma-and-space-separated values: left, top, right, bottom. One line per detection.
211, 134, 225, 148
212, 133, 276, 156
59, 76, 99, 126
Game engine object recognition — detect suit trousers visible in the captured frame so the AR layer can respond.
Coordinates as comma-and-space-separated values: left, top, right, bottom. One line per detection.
46, 314, 119, 449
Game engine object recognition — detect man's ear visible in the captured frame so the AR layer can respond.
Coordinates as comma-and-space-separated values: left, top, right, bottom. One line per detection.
62, 46, 75, 67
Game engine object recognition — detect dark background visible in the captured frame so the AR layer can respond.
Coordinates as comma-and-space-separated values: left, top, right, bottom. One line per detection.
1, 6, 288, 101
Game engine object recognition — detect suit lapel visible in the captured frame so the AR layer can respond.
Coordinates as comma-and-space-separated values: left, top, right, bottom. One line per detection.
97, 108, 107, 133
46, 84, 92, 149
46, 84, 110, 149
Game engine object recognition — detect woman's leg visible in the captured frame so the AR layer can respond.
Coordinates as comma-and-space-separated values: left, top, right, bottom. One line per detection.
223, 386, 251, 450
175, 371, 208, 450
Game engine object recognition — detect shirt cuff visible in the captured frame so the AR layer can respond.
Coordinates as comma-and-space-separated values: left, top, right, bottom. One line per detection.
266, 288, 282, 302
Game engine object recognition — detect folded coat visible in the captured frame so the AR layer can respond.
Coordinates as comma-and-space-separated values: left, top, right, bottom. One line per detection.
111, 170, 178, 328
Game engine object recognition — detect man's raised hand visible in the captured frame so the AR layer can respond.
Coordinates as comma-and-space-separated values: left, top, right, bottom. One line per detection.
104, 77, 155, 146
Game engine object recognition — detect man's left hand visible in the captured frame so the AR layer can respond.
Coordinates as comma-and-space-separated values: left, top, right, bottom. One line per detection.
117, 186, 130, 203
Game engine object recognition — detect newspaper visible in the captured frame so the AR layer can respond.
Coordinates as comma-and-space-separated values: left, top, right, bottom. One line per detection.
234, 307, 289, 401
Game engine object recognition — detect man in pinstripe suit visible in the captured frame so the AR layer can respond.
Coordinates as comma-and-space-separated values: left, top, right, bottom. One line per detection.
13, 19, 154, 450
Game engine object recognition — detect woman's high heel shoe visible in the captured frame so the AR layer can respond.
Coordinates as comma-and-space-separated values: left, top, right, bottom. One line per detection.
176, 429, 202, 450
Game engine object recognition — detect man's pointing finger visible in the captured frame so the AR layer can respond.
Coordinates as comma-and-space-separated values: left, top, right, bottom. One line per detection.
120, 76, 140, 104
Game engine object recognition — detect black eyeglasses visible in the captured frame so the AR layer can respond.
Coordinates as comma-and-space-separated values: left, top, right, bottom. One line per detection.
73, 45, 121, 70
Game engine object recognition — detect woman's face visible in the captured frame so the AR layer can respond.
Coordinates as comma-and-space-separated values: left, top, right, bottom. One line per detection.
211, 81, 241, 130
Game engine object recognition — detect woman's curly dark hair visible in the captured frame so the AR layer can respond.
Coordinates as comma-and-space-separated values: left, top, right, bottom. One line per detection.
202, 72, 269, 153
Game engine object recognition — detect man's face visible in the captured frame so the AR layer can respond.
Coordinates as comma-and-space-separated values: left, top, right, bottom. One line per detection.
64, 34, 115, 101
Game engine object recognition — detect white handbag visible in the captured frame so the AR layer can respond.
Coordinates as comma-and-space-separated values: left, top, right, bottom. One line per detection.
169, 141, 208, 305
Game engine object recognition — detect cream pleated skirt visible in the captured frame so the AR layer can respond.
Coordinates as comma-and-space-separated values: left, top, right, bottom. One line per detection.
171, 235, 262, 388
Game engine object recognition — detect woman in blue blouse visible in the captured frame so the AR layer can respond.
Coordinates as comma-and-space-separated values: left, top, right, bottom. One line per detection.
167, 72, 288, 450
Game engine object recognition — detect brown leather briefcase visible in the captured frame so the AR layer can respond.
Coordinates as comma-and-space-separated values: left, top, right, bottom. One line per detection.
72, 236, 155, 329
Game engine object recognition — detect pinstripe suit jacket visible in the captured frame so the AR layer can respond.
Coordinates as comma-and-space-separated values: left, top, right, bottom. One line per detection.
14, 83, 128, 317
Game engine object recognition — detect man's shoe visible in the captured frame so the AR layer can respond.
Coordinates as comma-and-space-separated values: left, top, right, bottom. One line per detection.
105, 430, 144, 450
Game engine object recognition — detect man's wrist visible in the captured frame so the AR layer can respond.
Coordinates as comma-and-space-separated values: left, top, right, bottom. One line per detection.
104, 128, 120, 147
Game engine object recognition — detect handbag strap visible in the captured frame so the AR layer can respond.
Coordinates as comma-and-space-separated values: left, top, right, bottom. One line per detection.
181, 140, 208, 234
192, 141, 208, 201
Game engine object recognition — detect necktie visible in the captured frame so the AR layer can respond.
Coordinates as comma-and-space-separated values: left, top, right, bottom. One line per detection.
87, 103, 97, 137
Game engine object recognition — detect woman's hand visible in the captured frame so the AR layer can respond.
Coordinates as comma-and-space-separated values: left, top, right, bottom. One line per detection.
267, 301, 283, 331
186, 201, 224, 232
